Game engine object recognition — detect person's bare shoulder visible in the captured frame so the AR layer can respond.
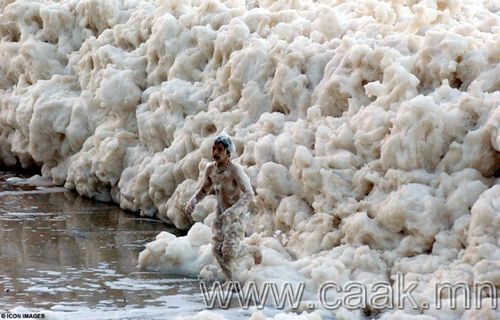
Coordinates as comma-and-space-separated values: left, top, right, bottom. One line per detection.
205, 162, 216, 174
228, 163, 253, 194
206, 162, 216, 169
228, 162, 246, 177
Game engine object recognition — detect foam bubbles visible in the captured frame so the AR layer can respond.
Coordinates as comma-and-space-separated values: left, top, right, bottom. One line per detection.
0, 0, 499, 318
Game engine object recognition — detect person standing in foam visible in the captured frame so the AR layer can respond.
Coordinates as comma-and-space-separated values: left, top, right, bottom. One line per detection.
185, 134, 262, 284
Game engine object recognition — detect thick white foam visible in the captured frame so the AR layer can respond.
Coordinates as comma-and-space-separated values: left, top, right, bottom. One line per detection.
0, 0, 499, 318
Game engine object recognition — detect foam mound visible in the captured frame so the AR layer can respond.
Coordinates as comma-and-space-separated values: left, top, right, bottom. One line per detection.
0, 0, 498, 318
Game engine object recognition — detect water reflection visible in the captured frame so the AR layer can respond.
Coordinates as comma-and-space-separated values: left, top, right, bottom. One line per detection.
0, 171, 198, 313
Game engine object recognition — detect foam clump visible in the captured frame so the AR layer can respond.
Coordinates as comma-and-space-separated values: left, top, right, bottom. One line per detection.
0, 0, 499, 318
138, 222, 215, 277
173, 310, 323, 320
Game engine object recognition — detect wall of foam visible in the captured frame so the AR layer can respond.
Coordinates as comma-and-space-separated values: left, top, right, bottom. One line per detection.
0, 0, 498, 318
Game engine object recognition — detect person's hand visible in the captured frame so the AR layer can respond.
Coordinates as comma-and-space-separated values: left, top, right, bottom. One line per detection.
185, 198, 195, 214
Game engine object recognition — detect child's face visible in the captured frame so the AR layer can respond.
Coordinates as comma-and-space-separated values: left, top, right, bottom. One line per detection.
212, 143, 228, 162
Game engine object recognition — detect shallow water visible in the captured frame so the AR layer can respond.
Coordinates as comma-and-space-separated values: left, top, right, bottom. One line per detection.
0, 170, 209, 318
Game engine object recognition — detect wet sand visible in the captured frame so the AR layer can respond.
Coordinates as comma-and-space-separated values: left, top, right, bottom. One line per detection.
0, 170, 203, 317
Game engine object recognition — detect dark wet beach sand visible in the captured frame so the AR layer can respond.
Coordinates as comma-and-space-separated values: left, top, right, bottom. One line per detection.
0, 169, 201, 315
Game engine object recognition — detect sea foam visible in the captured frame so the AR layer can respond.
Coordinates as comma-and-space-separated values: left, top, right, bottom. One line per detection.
0, 0, 498, 318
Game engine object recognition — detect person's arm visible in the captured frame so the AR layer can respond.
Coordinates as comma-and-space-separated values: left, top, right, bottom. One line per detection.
228, 164, 254, 211
185, 164, 213, 214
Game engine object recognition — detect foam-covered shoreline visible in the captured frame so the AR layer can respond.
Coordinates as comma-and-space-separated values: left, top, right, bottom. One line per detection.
0, 0, 499, 318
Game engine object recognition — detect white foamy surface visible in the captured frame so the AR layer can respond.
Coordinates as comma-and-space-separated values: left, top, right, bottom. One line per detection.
0, 0, 499, 319
7, 174, 54, 186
